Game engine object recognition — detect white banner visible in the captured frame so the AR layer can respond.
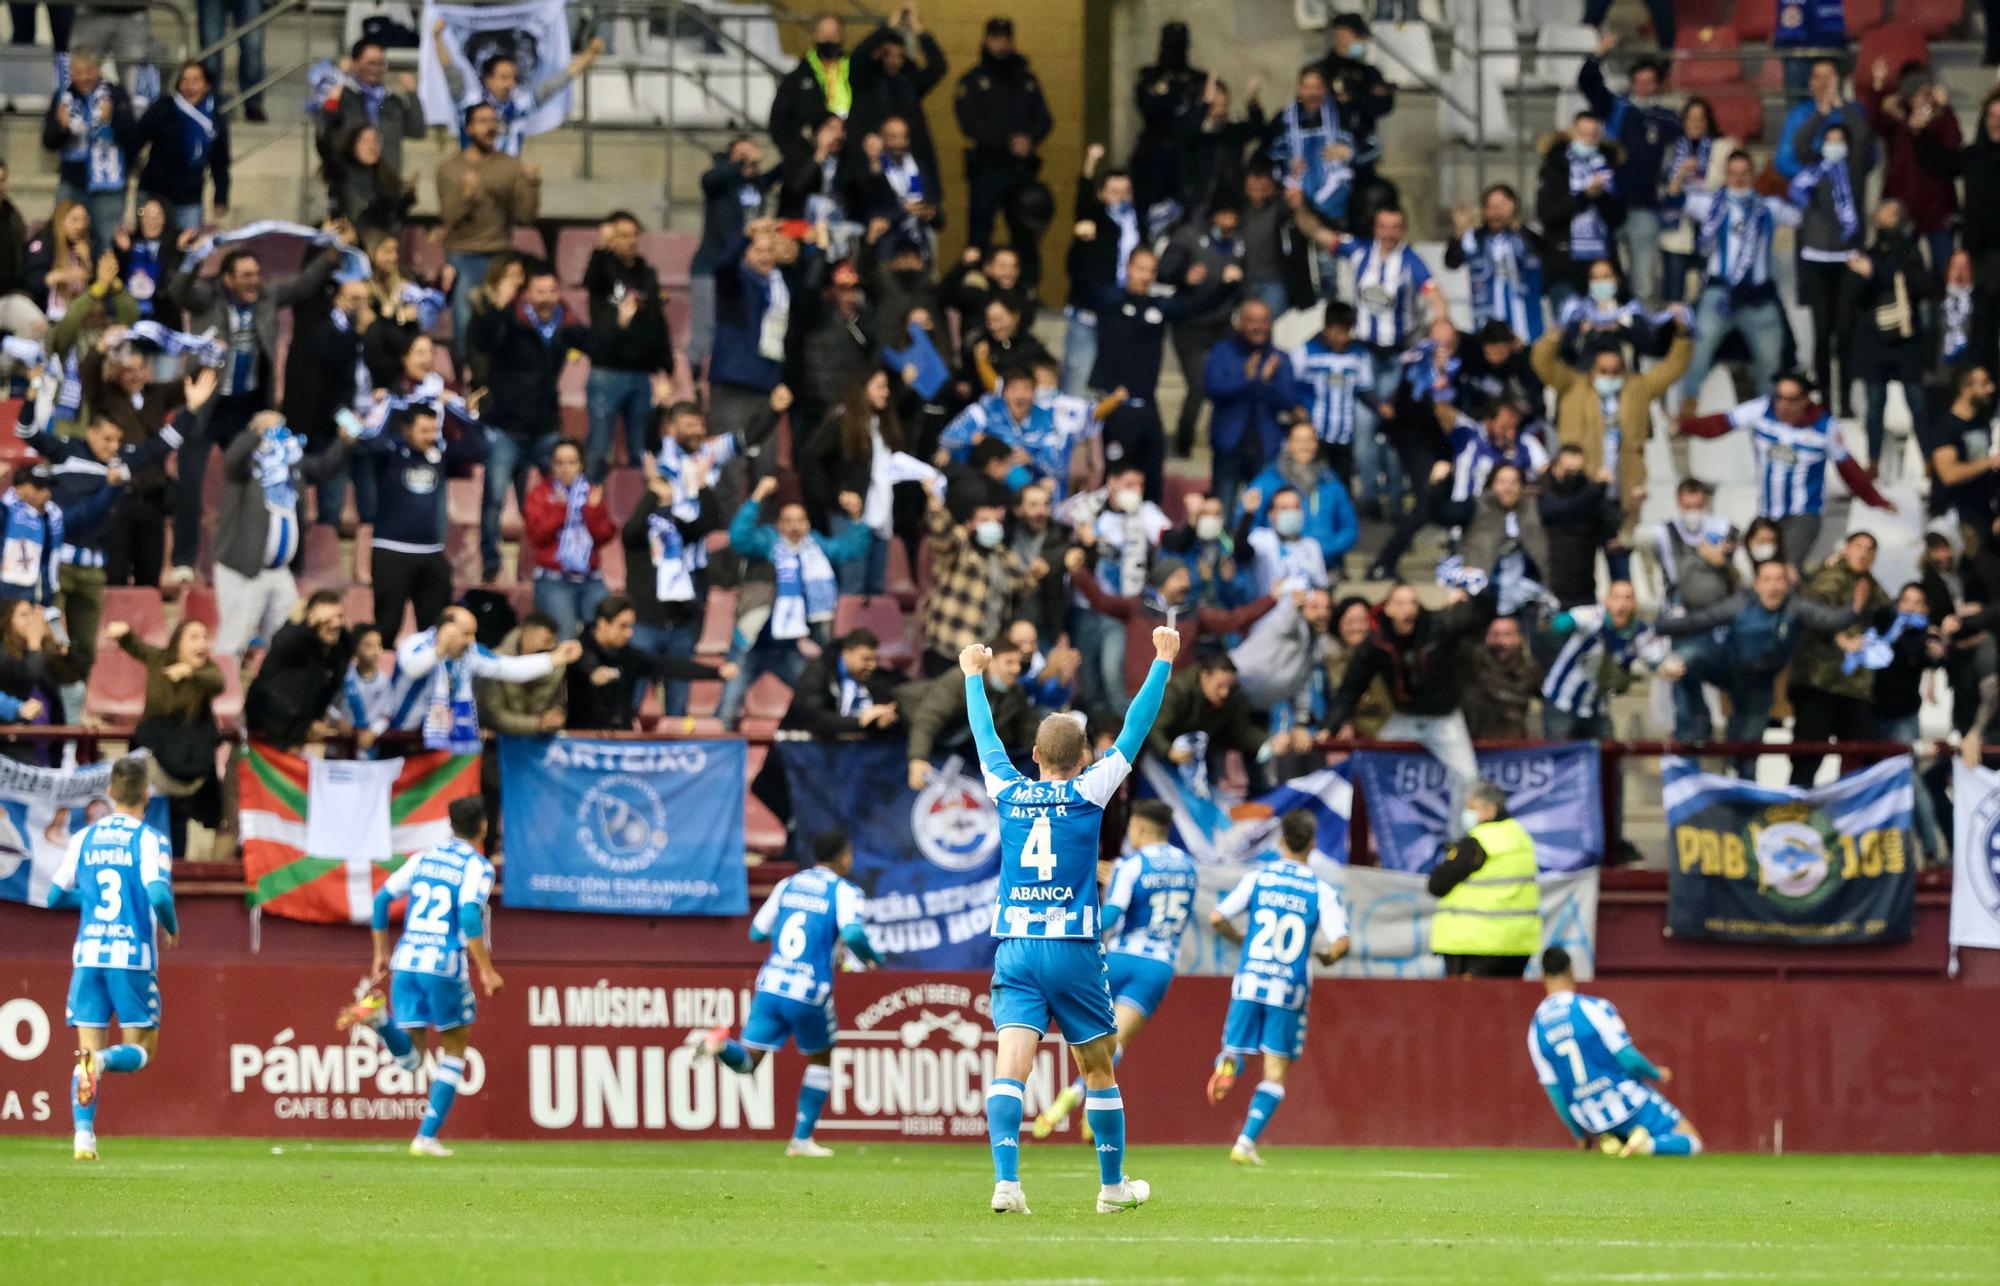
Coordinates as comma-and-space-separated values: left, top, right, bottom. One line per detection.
1177, 860, 1599, 981
0, 758, 161, 907
1950, 760, 2000, 951
417, 0, 575, 137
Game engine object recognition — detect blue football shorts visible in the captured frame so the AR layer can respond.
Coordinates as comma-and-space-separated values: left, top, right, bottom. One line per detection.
990, 937, 1116, 1044
741, 990, 838, 1056
66, 967, 160, 1029
1610, 1087, 1685, 1141
1221, 996, 1307, 1060
1105, 953, 1176, 1019
393, 970, 477, 1031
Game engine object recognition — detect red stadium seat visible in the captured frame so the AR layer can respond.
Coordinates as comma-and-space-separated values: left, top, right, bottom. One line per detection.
743, 672, 791, 722
511, 226, 548, 262
698, 589, 737, 655
342, 583, 375, 625
179, 586, 219, 633
685, 679, 722, 716
1734, 0, 1774, 40
83, 644, 147, 724
603, 467, 645, 521
832, 595, 913, 672
100, 587, 166, 643
1162, 474, 1204, 527
884, 538, 918, 609
1672, 26, 1742, 89
639, 230, 696, 289
599, 537, 626, 593
663, 291, 692, 347
560, 287, 591, 326
555, 224, 598, 287
447, 471, 483, 527
559, 356, 590, 408
1894, 0, 1954, 38
446, 522, 482, 584
1707, 87, 1766, 142
1857, 27, 1927, 84
298, 523, 347, 591
1842, 0, 1885, 35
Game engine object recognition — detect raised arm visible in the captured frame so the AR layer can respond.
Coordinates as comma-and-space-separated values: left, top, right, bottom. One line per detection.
1113, 629, 1180, 763
958, 643, 1010, 778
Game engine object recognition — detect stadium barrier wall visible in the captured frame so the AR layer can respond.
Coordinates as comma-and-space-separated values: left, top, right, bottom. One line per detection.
3, 963, 1994, 1153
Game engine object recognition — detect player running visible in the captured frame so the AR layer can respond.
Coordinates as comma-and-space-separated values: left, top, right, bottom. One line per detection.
47, 756, 176, 1162
968, 625, 1178, 1216
1529, 946, 1702, 1157
336, 796, 501, 1158
698, 832, 883, 1157
1032, 799, 1197, 1141
1205, 809, 1349, 1166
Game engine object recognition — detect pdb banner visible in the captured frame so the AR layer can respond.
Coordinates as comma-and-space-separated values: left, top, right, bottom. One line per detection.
775, 740, 1001, 971
498, 737, 747, 917
1663, 756, 1917, 945
1351, 742, 1604, 873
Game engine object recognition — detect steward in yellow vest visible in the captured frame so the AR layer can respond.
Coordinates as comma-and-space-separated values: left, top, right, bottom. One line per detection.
1426, 781, 1541, 977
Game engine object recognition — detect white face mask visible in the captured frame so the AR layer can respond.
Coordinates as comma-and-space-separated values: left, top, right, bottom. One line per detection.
1459, 807, 1481, 833
1112, 487, 1142, 514
1821, 140, 1849, 163
1588, 279, 1618, 302
1749, 541, 1779, 562
975, 520, 1005, 548
1274, 509, 1305, 539
1593, 374, 1624, 396
1195, 514, 1224, 541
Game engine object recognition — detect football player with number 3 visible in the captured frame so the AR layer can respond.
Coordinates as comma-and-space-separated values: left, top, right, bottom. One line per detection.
969, 624, 1178, 1217
697, 832, 883, 1157
1204, 808, 1350, 1166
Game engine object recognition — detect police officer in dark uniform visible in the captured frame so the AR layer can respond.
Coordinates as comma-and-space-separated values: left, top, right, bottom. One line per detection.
1128, 21, 1206, 225
953, 16, 1054, 289
1309, 14, 1399, 231
769, 12, 853, 167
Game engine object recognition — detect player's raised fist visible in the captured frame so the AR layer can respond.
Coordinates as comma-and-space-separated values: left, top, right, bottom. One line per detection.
1152, 627, 1181, 662
959, 643, 991, 676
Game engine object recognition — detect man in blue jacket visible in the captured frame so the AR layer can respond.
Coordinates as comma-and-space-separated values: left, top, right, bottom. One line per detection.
1204, 298, 1298, 515
1580, 34, 1677, 303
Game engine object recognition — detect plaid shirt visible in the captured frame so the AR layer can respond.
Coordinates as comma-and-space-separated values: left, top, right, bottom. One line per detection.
921, 506, 1035, 657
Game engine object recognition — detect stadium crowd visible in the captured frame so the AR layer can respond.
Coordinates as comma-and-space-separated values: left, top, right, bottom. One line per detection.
0, 1, 1995, 867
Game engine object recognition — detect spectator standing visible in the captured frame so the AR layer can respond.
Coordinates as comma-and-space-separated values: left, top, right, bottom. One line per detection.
1087, 244, 1228, 501
0, 160, 35, 337
1291, 303, 1386, 515
473, 613, 567, 741
1460, 615, 1541, 740
1789, 531, 1890, 786
1579, 37, 1674, 303
917, 488, 1041, 676
281, 276, 372, 482
710, 219, 800, 477
720, 476, 873, 727
71, 324, 180, 587
1310, 14, 1397, 221
1929, 90, 2000, 273
1650, 478, 1738, 611
953, 17, 1054, 288
213, 407, 358, 657
1127, 21, 1204, 222
1535, 112, 1625, 310
1060, 147, 1138, 397
199, 0, 272, 121
565, 596, 727, 731
850, 7, 948, 186
1005, 483, 1071, 644
1459, 464, 1550, 618
1159, 199, 1247, 458
781, 627, 901, 738
1776, 59, 1872, 177
357, 404, 487, 634
1540, 580, 1654, 740
1921, 366, 2000, 544
436, 102, 541, 352
1864, 61, 1959, 277
1532, 316, 1690, 543
430, 18, 603, 157
522, 441, 615, 640
316, 40, 422, 170
800, 370, 935, 595
1372, 399, 1547, 584
626, 407, 725, 717
1235, 168, 1312, 321
106, 616, 221, 854
1246, 421, 1357, 577
900, 642, 1039, 789
690, 138, 776, 378
115, 198, 190, 329
1325, 582, 1496, 837
1159, 493, 1256, 613
581, 213, 670, 480
134, 62, 227, 233
26, 201, 94, 325
1175, 76, 1265, 229
1537, 445, 1622, 611
1787, 121, 1869, 416
1204, 298, 1298, 514
1845, 200, 1936, 479
1658, 99, 1736, 304
469, 265, 587, 581
1871, 581, 1946, 862
244, 591, 357, 753
1446, 184, 1547, 342
770, 13, 855, 167
0, 600, 65, 763
1673, 151, 1798, 411
40, 50, 136, 253
389, 604, 581, 752
320, 123, 415, 243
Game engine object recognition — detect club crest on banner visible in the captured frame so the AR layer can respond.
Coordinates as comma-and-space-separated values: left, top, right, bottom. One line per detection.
912, 756, 998, 874
1752, 814, 1834, 903
575, 775, 669, 875
1964, 782, 2000, 922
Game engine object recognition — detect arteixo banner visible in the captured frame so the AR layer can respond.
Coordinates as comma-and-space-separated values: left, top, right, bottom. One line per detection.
2, 962, 1994, 1153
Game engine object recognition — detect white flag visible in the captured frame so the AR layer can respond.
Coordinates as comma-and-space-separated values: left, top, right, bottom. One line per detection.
1949, 760, 2000, 951
417, 0, 575, 138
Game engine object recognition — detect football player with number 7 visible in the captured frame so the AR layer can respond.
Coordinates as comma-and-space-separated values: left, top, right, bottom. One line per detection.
1204, 808, 1350, 1166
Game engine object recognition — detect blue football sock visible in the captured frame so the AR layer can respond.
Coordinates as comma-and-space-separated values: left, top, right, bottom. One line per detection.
986, 1078, 1024, 1182
794, 1065, 831, 1141
71, 1065, 96, 1133
1653, 1131, 1698, 1155
376, 1023, 420, 1070
1084, 1086, 1126, 1185
718, 1039, 754, 1074
98, 1044, 146, 1073
1239, 1080, 1285, 1146
418, 1055, 465, 1140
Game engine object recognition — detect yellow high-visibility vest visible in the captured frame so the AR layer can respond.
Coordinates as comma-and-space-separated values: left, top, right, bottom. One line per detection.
1431, 816, 1541, 957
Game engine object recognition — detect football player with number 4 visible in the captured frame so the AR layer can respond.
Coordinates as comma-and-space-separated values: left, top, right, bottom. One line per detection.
697, 832, 883, 1157
1204, 808, 1349, 1166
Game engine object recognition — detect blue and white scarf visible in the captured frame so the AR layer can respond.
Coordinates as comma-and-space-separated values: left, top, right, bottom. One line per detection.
1280, 98, 1351, 214
1702, 192, 1773, 304
55, 352, 84, 420
769, 537, 838, 641
1843, 612, 1927, 675
647, 508, 693, 602
0, 336, 42, 369
1566, 146, 1615, 260
191, 220, 372, 283
516, 296, 565, 343
171, 91, 215, 170
1943, 287, 1973, 363
362, 374, 480, 439
551, 479, 595, 577
0, 487, 63, 603
1793, 159, 1858, 243
58, 83, 126, 194
836, 656, 874, 716
127, 320, 226, 368
1108, 201, 1141, 287
1664, 135, 1713, 192
253, 425, 303, 569
419, 652, 481, 754
399, 281, 448, 331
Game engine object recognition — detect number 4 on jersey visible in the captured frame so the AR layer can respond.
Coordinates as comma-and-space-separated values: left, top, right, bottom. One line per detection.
1021, 816, 1058, 882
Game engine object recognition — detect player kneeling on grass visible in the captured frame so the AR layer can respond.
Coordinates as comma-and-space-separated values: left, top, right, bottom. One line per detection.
49, 755, 177, 1162
1034, 799, 1198, 1142
972, 628, 1177, 1216
337, 796, 502, 1158
1530, 946, 1702, 1157
1205, 809, 1349, 1166
697, 831, 882, 1157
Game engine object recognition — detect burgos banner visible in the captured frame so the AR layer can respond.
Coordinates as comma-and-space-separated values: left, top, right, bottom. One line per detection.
498, 737, 748, 916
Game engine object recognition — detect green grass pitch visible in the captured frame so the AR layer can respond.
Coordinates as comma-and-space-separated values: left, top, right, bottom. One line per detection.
2, 1138, 1993, 1283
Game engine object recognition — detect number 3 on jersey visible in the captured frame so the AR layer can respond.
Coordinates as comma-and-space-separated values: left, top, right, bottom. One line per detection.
1020, 816, 1058, 881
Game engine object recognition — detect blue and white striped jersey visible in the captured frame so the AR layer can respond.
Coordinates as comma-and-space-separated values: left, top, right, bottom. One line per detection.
1446, 413, 1550, 502
382, 838, 493, 979
1541, 606, 1662, 719
1729, 397, 1849, 519
1103, 843, 1200, 965
751, 866, 866, 1005
985, 750, 1131, 939
1291, 336, 1376, 446
1334, 238, 1433, 348
52, 814, 171, 971
1215, 860, 1347, 1011
1528, 990, 1651, 1134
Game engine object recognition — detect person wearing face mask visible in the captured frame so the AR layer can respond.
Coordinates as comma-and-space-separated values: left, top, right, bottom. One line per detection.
919, 487, 1045, 677
720, 475, 875, 729
1245, 421, 1355, 575
1920, 366, 2000, 544
849, 7, 949, 191
1776, 56, 1874, 181
1158, 493, 1256, 613
1307, 14, 1398, 226
1065, 548, 1277, 700
1533, 316, 1691, 545
625, 410, 726, 719
1535, 111, 1626, 311
1535, 444, 1621, 611
1426, 781, 1541, 979
1446, 185, 1548, 342
770, 13, 856, 168
1061, 150, 1141, 398
1002, 486, 1073, 644
1647, 477, 1738, 613
1234, 485, 1329, 596
1659, 98, 1738, 306
1056, 466, 1169, 704
1580, 36, 1677, 304
897, 634, 1047, 793
1844, 200, 1936, 481
1787, 121, 1868, 418
1671, 151, 1799, 414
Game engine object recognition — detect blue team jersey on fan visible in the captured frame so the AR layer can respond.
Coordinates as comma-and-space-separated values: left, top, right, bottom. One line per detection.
1102, 843, 1200, 965
983, 749, 1131, 939
1527, 991, 1655, 1134
382, 838, 493, 980
750, 866, 866, 1005
1215, 861, 1348, 1011
52, 815, 171, 971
